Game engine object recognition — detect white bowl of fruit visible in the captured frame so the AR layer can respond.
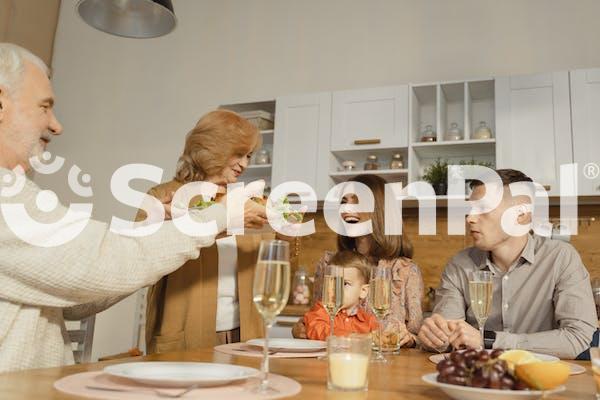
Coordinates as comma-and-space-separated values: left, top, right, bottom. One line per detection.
422, 349, 569, 400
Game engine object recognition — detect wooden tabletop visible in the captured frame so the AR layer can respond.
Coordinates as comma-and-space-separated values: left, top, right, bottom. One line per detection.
0, 348, 595, 399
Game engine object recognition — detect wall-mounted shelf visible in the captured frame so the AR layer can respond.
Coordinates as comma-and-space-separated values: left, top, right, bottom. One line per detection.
260, 129, 274, 145
330, 168, 408, 183
220, 100, 276, 187
408, 79, 497, 183
411, 139, 496, 158
247, 164, 272, 170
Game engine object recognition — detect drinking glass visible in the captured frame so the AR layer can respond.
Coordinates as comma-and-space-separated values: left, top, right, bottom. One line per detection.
468, 270, 493, 349
252, 240, 291, 394
369, 265, 392, 362
372, 315, 401, 354
322, 264, 344, 337
327, 335, 371, 391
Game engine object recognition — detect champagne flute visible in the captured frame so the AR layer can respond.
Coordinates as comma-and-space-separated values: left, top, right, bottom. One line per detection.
468, 270, 493, 349
322, 264, 344, 338
369, 265, 392, 363
252, 240, 291, 395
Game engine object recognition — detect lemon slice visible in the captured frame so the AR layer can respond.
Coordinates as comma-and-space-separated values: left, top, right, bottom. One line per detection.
499, 350, 540, 371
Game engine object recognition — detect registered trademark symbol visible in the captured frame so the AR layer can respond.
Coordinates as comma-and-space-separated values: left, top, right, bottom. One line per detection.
583, 163, 600, 180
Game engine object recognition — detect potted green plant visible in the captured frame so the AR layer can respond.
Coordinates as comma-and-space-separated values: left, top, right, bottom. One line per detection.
422, 159, 448, 195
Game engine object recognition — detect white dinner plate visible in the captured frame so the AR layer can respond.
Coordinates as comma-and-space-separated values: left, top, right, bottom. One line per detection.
103, 362, 260, 388
246, 338, 326, 353
422, 373, 566, 400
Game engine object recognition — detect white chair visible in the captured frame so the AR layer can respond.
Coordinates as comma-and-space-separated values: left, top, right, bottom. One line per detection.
68, 316, 95, 364
132, 287, 148, 353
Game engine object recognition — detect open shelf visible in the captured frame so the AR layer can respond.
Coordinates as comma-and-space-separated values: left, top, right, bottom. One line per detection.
244, 165, 272, 181
260, 129, 274, 145
411, 139, 495, 159
410, 84, 437, 143
330, 168, 408, 183
246, 164, 272, 170
329, 147, 408, 182
466, 80, 495, 140
439, 82, 465, 141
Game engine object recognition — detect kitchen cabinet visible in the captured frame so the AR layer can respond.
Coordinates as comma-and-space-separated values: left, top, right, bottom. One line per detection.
331, 86, 409, 151
272, 92, 331, 199
570, 68, 600, 196
495, 72, 573, 196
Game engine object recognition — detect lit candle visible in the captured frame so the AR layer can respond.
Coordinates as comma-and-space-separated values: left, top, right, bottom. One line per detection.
328, 353, 369, 390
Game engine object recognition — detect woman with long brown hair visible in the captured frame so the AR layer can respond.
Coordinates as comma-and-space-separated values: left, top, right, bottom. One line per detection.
294, 174, 424, 347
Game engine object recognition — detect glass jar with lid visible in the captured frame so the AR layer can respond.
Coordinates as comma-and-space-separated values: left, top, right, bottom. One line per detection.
389, 153, 404, 169
364, 154, 379, 170
473, 121, 492, 139
340, 160, 356, 171
420, 124, 437, 142
254, 148, 270, 165
291, 266, 311, 305
445, 122, 463, 141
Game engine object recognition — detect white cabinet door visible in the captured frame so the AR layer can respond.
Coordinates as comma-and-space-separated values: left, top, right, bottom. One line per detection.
570, 69, 600, 196
272, 92, 331, 199
331, 86, 409, 151
495, 72, 572, 196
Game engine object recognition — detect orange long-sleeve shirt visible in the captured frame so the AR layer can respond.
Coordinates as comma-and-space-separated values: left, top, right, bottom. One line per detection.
303, 302, 378, 341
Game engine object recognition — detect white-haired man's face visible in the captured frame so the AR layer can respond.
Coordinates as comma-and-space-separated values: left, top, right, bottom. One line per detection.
0, 61, 63, 171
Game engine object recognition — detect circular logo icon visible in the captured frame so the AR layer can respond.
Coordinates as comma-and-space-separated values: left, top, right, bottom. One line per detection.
583, 163, 600, 180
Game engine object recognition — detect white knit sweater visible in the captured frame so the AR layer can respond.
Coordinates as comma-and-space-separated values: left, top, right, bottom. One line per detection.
0, 171, 226, 373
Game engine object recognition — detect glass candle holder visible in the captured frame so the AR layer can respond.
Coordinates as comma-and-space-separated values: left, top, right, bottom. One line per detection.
327, 335, 371, 391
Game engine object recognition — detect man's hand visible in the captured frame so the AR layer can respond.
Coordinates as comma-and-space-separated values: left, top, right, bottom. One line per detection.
213, 187, 267, 229
292, 319, 307, 339
417, 313, 452, 352
447, 320, 482, 350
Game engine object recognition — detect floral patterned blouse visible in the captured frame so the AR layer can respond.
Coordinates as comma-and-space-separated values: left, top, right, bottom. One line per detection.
312, 251, 424, 336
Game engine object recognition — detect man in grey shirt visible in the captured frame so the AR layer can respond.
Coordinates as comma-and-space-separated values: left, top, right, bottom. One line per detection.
418, 169, 597, 359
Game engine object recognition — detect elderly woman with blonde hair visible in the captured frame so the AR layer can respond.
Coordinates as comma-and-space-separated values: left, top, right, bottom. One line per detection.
139, 109, 276, 353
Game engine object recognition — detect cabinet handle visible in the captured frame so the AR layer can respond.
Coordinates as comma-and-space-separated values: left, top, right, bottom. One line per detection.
354, 138, 381, 145
543, 185, 551, 191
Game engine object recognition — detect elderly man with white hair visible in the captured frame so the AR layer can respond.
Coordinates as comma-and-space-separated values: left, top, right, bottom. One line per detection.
0, 43, 266, 373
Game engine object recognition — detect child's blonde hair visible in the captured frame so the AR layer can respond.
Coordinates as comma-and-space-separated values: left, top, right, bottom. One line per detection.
329, 251, 372, 284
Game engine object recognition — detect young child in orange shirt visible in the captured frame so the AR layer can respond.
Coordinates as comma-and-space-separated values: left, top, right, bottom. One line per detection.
303, 251, 378, 340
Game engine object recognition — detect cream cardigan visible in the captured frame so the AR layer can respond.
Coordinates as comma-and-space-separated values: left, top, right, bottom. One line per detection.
0, 171, 226, 372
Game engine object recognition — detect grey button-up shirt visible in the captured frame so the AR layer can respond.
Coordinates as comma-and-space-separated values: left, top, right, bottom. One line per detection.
433, 234, 597, 359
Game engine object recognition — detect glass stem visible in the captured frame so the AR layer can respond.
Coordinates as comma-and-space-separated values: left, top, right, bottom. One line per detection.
378, 318, 384, 358
260, 321, 270, 391
479, 319, 486, 350
329, 314, 335, 337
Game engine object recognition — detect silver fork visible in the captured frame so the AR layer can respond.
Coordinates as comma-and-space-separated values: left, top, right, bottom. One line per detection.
85, 383, 201, 398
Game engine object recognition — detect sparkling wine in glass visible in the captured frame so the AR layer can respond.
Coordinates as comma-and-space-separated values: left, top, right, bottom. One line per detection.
369, 265, 392, 363
468, 270, 493, 349
252, 240, 291, 394
322, 265, 344, 338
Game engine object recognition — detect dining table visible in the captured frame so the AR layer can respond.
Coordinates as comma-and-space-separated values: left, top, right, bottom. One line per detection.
0, 348, 595, 399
